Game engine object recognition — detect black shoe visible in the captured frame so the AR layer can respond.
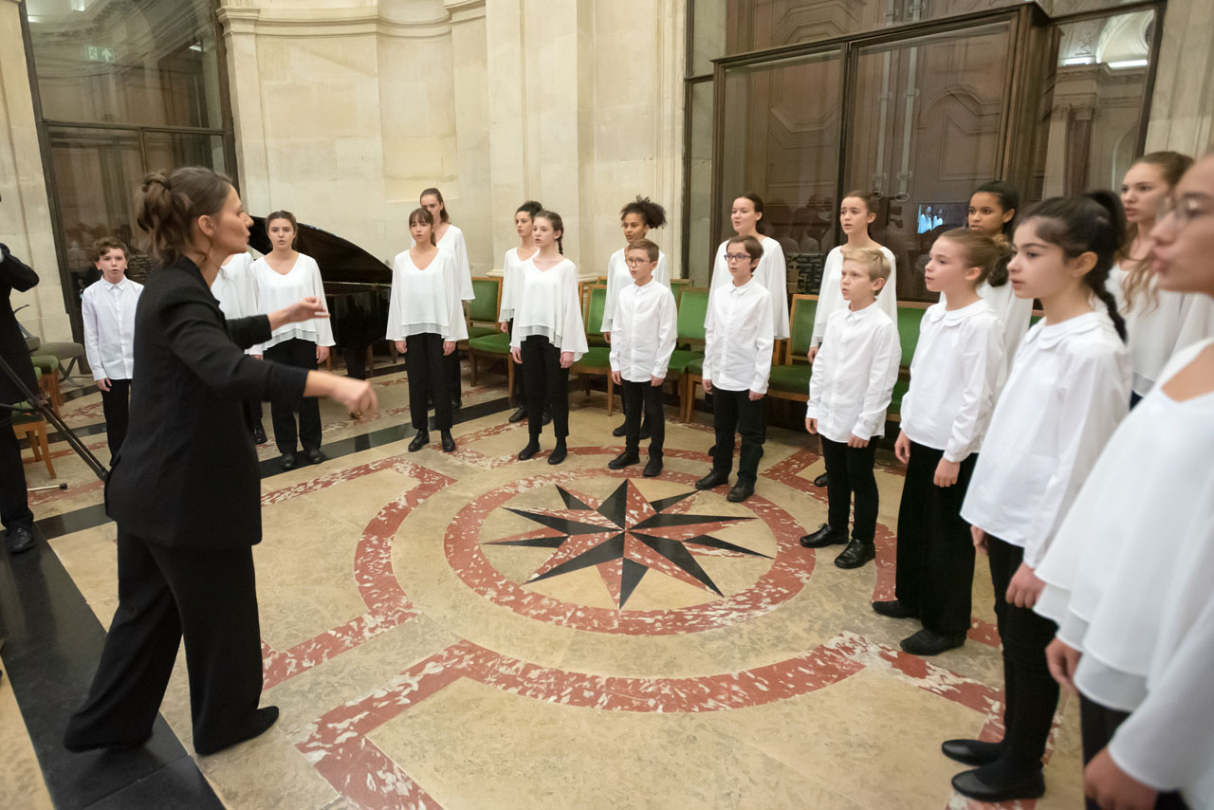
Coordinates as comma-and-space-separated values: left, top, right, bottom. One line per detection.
518, 440, 541, 460
613, 422, 628, 438
950, 767, 1045, 802
408, 430, 429, 452
872, 600, 919, 619
6, 527, 35, 555
799, 523, 848, 548
440, 430, 456, 452
900, 628, 966, 656
812, 472, 828, 487
543, 409, 552, 426
726, 480, 754, 502
508, 407, 528, 424
252, 424, 268, 445
708, 444, 717, 456
695, 470, 730, 490
834, 538, 876, 569
306, 448, 327, 465
451, 398, 462, 411
548, 441, 568, 465
639, 422, 651, 440
941, 739, 1004, 767
643, 458, 662, 478
608, 451, 640, 470
194, 707, 280, 757
280, 453, 297, 471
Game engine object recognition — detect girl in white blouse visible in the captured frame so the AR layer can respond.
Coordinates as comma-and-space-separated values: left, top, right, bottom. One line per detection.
1035, 155, 1214, 810
946, 193, 1132, 804
706, 194, 790, 340
877, 230, 1005, 657
509, 210, 588, 465
420, 187, 473, 409
1110, 152, 1195, 405
499, 200, 544, 423
215, 251, 267, 445
251, 211, 335, 470
603, 196, 669, 439
388, 208, 466, 454
969, 181, 1032, 377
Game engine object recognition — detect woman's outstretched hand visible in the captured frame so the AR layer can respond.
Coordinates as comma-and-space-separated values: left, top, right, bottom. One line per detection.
270, 297, 329, 330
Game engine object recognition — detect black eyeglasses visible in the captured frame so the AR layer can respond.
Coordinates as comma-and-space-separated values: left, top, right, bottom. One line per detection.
724, 253, 753, 262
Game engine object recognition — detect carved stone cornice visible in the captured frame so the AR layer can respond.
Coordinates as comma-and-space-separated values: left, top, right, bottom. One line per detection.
215, 4, 472, 40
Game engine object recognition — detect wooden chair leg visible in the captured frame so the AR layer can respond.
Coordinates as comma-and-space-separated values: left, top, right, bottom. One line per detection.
607, 375, 614, 416
366, 345, 375, 373
39, 425, 54, 478
469, 352, 479, 386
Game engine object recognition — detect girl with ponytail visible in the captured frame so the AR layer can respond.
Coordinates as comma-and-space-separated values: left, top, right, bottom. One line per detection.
499, 200, 544, 423
969, 180, 1033, 374
945, 191, 1133, 803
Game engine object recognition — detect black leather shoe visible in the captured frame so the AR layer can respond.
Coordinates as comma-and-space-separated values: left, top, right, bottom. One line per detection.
6, 527, 35, 555
612, 422, 628, 437
547, 442, 567, 465
252, 424, 268, 445
900, 628, 966, 656
639, 422, 651, 440
451, 398, 462, 411
950, 768, 1045, 802
726, 480, 754, 502
608, 451, 640, 470
834, 538, 876, 569
280, 453, 297, 471
518, 440, 541, 460
643, 458, 662, 478
408, 430, 429, 452
508, 407, 528, 423
941, 739, 1003, 767
812, 472, 828, 487
872, 600, 919, 619
542, 409, 552, 426
306, 448, 327, 465
799, 523, 848, 548
194, 706, 280, 757
440, 430, 456, 453
695, 470, 730, 490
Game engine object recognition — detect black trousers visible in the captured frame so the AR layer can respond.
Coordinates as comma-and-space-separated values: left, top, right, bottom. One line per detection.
521, 335, 569, 440
445, 342, 462, 404
894, 441, 977, 634
405, 333, 452, 431
820, 436, 879, 541
64, 530, 264, 754
0, 409, 33, 533
263, 339, 322, 454
622, 379, 664, 458
508, 320, 525, 403
100, 379, 131, 457
988, 536, 1060, 773
711, 388, 764, 484
1079, 695, 1190, 810
343, 344, 368, 380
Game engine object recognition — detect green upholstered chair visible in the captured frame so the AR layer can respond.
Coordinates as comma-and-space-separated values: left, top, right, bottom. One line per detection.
29, 354, 62, 413
585, 284, 609, 348
895, 302, 930, 371
664, 288, 709, 422
466, 277, 502, 341
765, 294, 818, 408
10, 379, 54, 478
888, 376, 910, 423
573, 284, 615, 410
669, 278, 691, 307
467, 331, 515, 399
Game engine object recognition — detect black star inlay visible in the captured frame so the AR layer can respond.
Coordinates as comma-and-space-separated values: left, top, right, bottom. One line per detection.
488, 480, 771, 608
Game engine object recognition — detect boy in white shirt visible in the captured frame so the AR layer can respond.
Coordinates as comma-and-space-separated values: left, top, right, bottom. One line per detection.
802, 247, 900, 569
608, 239, 676, 477
696, 236, 775, 503
81, 237, 144, 456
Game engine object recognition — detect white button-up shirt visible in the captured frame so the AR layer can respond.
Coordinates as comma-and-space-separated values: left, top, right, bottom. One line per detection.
805, 301, 901, 442
811, 245, 899, 349
81, 276, 143, 382
899, 299, 1004, 462
961, 310, 1131, 568
703, 277, 775, 394
601, 247, 669, 333
707, 238, 790, 340
609, 279, 676, 382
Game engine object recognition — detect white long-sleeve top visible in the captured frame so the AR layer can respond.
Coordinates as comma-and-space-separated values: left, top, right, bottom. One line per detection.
805, 302, 901, 442
978, 279, 1033, 380
601, 247, 669, 333
251, 254, 335, 352
499, 246, 535, 323
1109, 264, 1192, 397
1175, 293, 1213, 353
899, 299, 1004, 462
510, 258, 589, 360
703, 277, 775, 395
81, 276, 143, 382
960, 310, 1131, 568
810, 245, 899, 348
417, 225, 473, 302
1033, 339, 1214, 807
386, 249, 468, 342
212, 253, 261, 356
706, 237, 790, 340
608, 280, 677, 382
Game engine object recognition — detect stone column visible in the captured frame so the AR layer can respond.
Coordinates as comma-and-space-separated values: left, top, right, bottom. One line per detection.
217, 6, 272, 216
1145, 0, 1214, 154
447, 0, 493, 273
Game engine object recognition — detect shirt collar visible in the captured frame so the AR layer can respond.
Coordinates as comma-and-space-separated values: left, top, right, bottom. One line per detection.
729, 276, 756, 294
844, 300, 880, 321
1027, 309, 1107, 348
929, 298, 989, 325
104, 277, 129, 292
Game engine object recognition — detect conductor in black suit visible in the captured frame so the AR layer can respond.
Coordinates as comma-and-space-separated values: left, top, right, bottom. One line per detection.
0, 243, 40, 555
63, 167, 378, 756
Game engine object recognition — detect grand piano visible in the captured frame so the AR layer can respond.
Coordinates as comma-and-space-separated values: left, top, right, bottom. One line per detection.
248, 217, 392, 378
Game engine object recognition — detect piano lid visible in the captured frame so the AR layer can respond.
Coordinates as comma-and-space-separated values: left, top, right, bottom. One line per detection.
249, 217, 391, 285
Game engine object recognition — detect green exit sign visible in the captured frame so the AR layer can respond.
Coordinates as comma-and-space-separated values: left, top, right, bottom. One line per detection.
85, 46, 115, 63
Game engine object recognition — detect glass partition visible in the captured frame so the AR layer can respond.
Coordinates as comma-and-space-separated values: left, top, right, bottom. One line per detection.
685, 80, 716, 286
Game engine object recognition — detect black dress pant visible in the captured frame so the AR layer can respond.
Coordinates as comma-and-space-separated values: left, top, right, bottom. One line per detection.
622, 379, 664, 458
508, 320, 525, 403
711, 388, 764, 484
100, 379, 131, 457
445, 344, 462, 404
343, 345, 368, 380
0, 409, 33, 533
405, 333, 452, 431
988, 536, 1060, 774
263, 339, 322, 455
1079, 695, 1190, 810
64, 529, 264, 754
521, 335, 569, 440
819, 436, 879, 541
894, 441, 977, 634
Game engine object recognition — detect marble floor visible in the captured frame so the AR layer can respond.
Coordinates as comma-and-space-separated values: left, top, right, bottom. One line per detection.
0, 360, 1087, 810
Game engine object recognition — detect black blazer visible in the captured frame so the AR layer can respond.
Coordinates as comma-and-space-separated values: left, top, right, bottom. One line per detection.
106, 255, 310, 551
0, 244, 40, 405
